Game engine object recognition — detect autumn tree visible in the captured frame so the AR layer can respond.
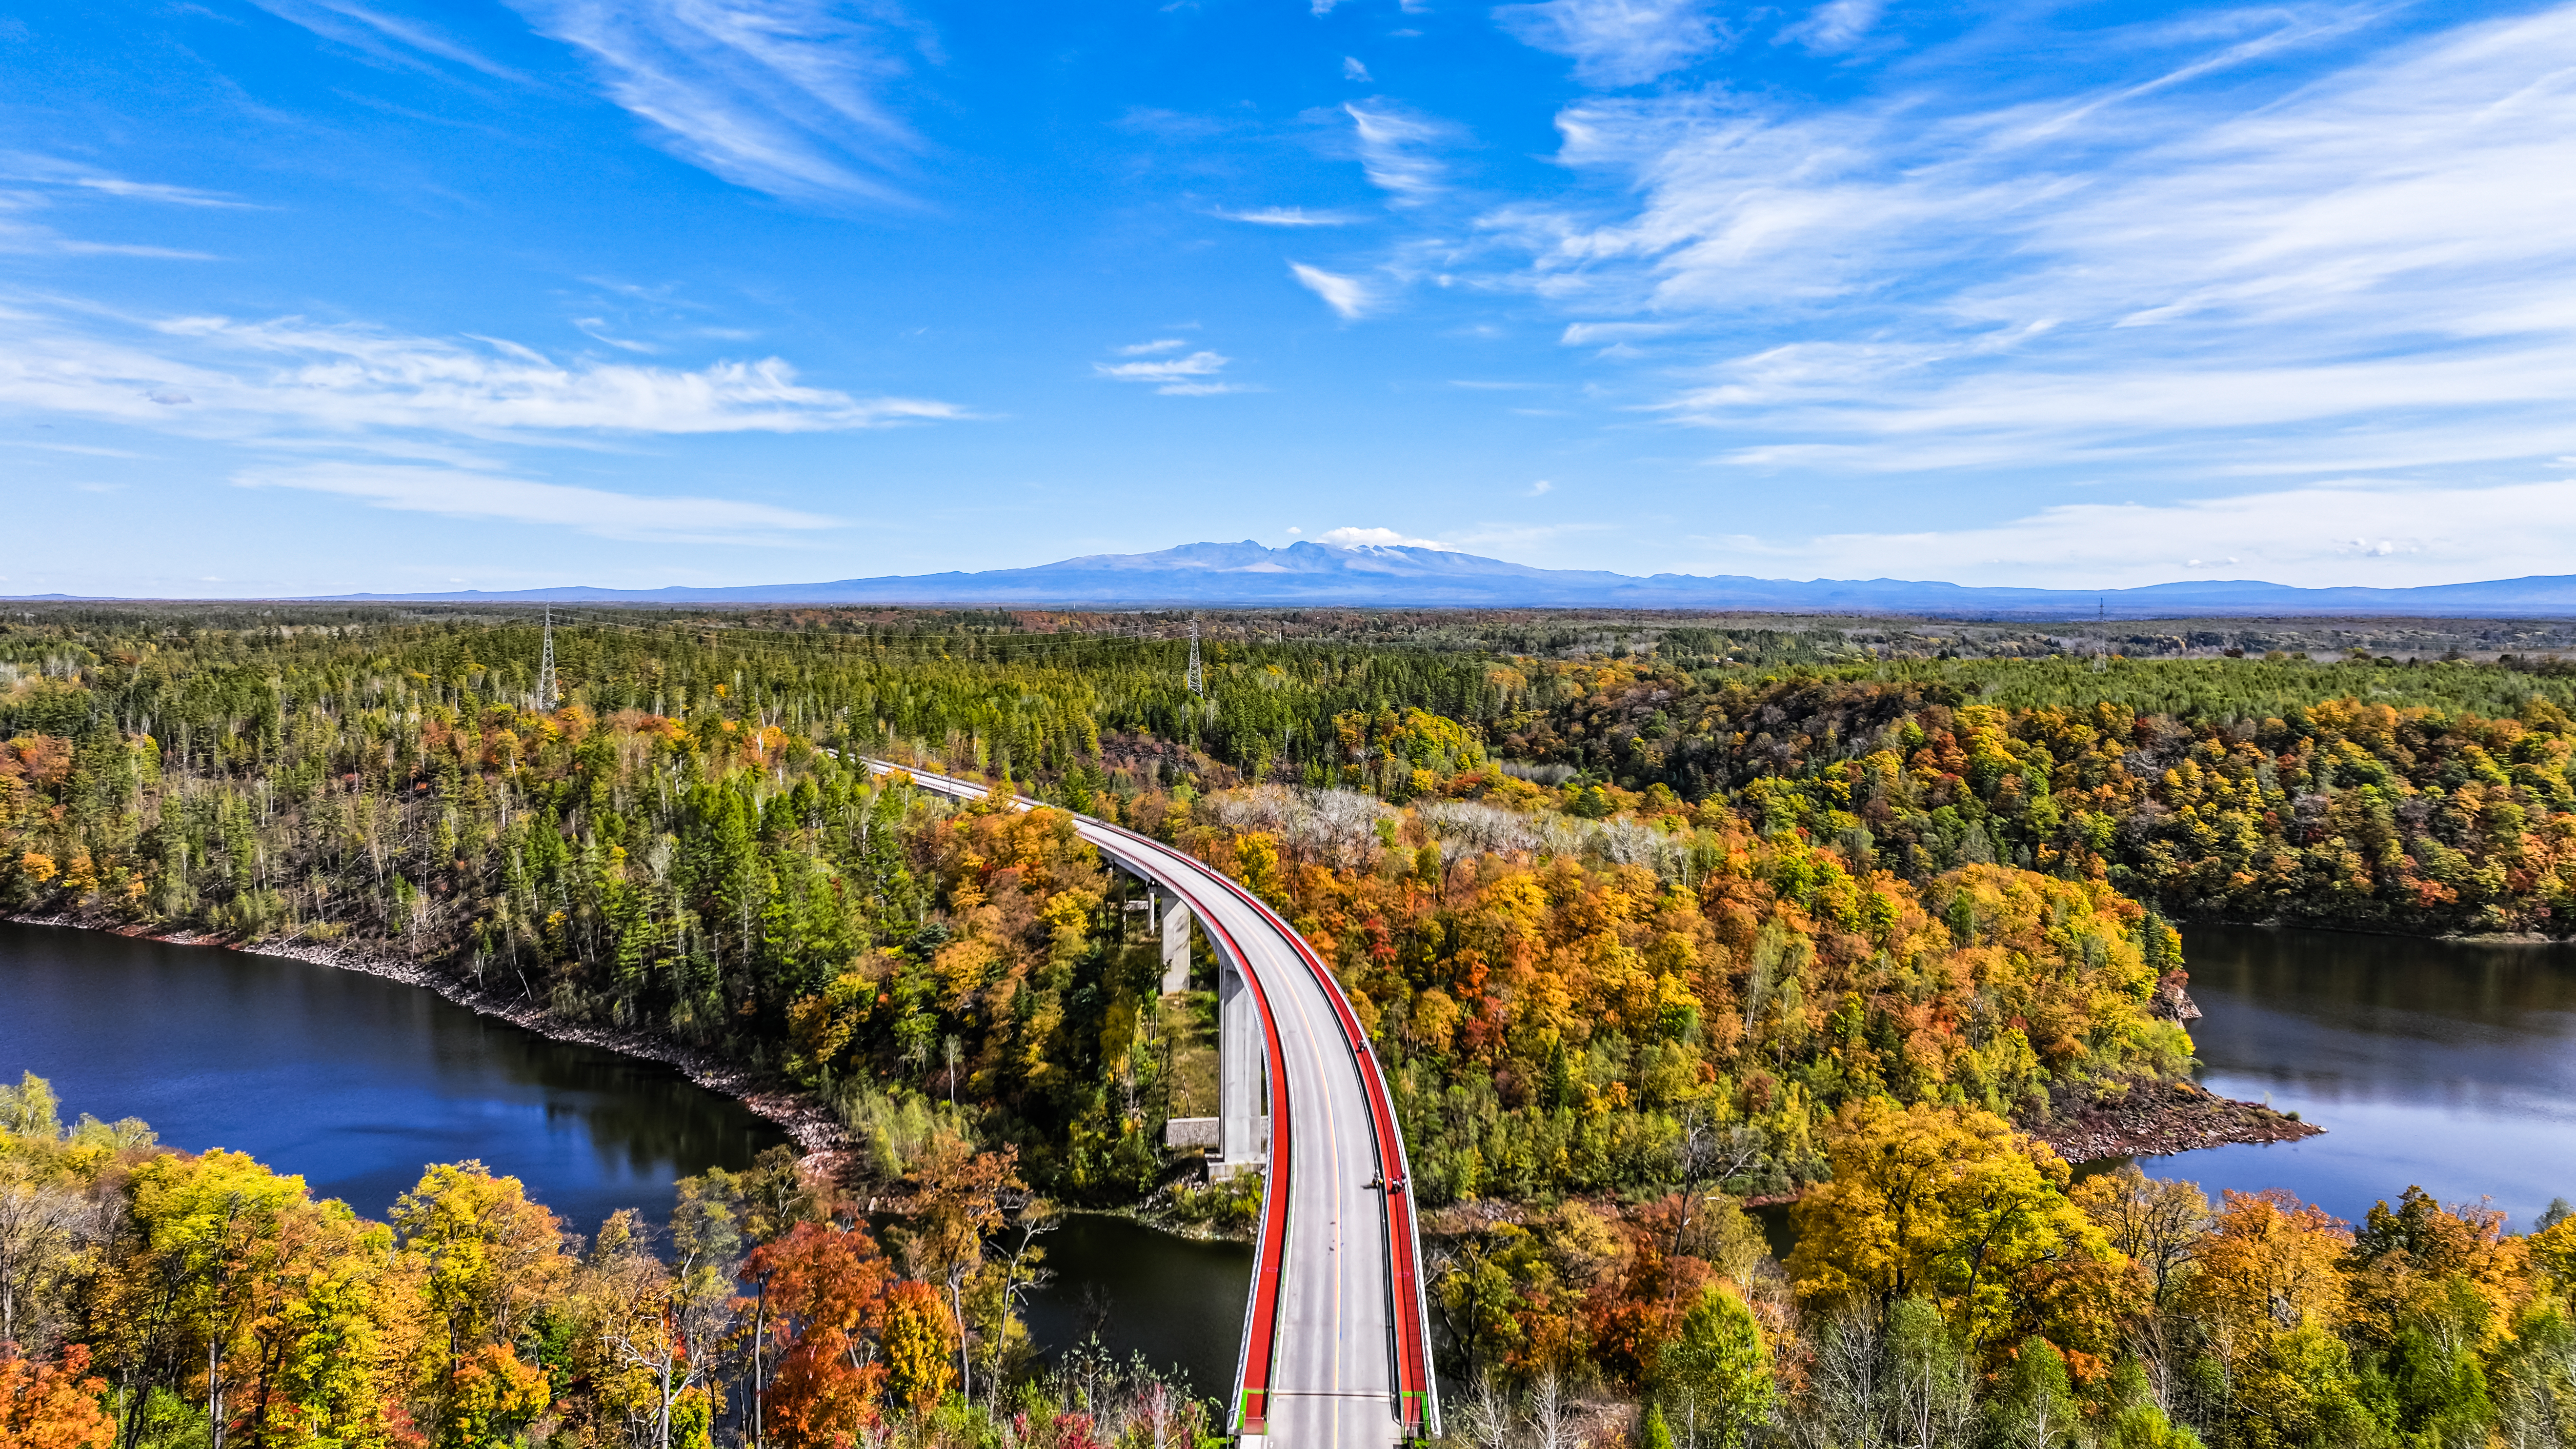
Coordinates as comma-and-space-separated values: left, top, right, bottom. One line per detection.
1788, 1101, 2127, 1356
389, 1162, 570, 1447
1653, 1285, 1774, 1449
879, 1282, 957, 1416
748, 1223, 890, 1448
0, 1344, 116, 1449
2179, 1190, 2376, 1449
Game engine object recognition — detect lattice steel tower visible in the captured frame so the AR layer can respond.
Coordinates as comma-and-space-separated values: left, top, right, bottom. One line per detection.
537, 605, 559, 711
1187, 615, 1203, 697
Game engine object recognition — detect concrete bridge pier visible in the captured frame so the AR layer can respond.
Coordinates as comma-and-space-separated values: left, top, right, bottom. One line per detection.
1159, 890, 1192, 994
1216, 950, 1266, 1174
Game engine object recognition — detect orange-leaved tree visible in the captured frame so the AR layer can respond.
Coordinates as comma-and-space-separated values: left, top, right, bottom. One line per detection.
0, 1345, 115, 1449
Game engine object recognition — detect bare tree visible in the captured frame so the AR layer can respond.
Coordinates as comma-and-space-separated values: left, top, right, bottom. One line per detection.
1795, 1310, 1883, 1449
1461, 1373, 1516, 1449
1530, 1368, 1569, 1449
2078, 1165, 2211, 1311
0, 1165, 80, 1350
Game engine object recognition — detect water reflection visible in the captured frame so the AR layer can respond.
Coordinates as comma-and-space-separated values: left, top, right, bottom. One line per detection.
0, 922, 787, 1233
2163, 924, 2576, 1230
1009, 1215, 1252, 1399
0, 921, 1251, 1387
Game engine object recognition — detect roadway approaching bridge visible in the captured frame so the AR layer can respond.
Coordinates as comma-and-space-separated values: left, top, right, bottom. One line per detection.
865, 761, 1440, 1446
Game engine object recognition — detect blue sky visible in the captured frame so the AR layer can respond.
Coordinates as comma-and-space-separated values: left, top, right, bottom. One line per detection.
5, 0, 2574, 596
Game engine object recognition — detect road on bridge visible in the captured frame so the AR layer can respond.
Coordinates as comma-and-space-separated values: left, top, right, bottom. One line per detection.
865, 761, 1438, 1447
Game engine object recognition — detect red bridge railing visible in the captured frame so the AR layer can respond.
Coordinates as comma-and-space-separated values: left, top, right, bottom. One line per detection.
865, 763, 1436, 1440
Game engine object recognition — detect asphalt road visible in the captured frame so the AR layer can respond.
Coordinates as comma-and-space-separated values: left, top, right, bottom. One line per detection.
865, 762, 1421, 1447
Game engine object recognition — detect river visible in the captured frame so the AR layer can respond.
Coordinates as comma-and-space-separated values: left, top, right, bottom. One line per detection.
0, 921, 1251, 1397
2159, 922, 2576, 1231
2, 918, 2568, 1395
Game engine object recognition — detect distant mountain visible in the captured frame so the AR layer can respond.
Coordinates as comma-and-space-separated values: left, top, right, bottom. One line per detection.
77, 540, 2576, 616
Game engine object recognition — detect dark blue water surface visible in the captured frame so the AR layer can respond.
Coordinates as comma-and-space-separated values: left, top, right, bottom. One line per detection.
2161, 924, 2576, 1232
19, 915, 2551, 1392
0, 920, 788, 1232
0, 920, 1250, 1397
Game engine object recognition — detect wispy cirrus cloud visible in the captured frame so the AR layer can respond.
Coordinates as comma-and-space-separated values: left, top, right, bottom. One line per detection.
1777, 0, 1883, 55
1211, 205, 1362, 227
236, 462, 840, 543
68, 178, 253, 208
1487, 3, 2576, 488
1093, 345, 1243, 395
1289, 262, 1373, 320
1717, 478, 2576, 589
0, 157, 247, 257
1344, 101, 1455, 203
0, 219, 218, 261
509, 0, 932, 205
245, 0, 526, 79
1492, 0, 1724, 86
0, 301, 964, 438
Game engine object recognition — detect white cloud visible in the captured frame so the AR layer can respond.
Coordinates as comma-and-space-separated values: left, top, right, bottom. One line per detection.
70, 179, 242, 208
1211, 206, 1362, 226
246, 0, 526, 79
0, 219, 217, 261
1343, 56, 1372, 81
507, 0, 928, 205
0, 302, 964, 438
1778, 0, 1882, 54
571, 317, 658, 353
1318, 525, 1452, 549
0, 179, 223, 257
1559, 321, 1677, 345
1528, 479, 1553, 494
236, 462, 840, 543
1492, 0, 1722, 86
1290, 262, 1374, 320
1486, 3, 2576, 492
1114, 338, 1187, 355
1344, 102, 1453, 202
1747, 478, 2576, 588
1092, 348, 1241, 395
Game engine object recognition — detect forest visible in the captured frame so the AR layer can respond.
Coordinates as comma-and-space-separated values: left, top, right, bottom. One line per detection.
11, 1074, 2576, 1449
1493, 662, 2576, 936
5, 606, 2576, 1447
0, 1072, 1210, 1449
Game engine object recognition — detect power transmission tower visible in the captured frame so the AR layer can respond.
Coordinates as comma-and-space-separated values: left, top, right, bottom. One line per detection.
1186, 615, 1203, 697
537, 605, 558, 711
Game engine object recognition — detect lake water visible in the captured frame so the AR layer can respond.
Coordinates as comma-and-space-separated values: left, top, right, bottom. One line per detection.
2161, 923, 2576, 1232
0, 921, 1251, 1396
5, 915, 2568, 1397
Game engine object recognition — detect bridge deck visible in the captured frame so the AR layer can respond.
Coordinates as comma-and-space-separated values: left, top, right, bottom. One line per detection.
866, 762, 1436, 1446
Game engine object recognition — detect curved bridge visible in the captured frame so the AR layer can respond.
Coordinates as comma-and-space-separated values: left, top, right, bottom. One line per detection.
865, 761, 1439, 1446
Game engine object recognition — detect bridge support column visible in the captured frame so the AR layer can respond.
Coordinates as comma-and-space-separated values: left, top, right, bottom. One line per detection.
1159, 893, 1192, 995
1216, 951, 1266, 1173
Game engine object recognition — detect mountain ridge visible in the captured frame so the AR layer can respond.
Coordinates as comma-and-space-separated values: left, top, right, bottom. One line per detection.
24, 541, 2576, 617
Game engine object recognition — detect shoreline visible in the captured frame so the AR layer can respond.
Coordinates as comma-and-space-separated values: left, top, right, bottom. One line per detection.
2178, 913, 2576, 948
2028, 1076, 2322, 1164
3, 914, 2319, 1208
3, 911, 850, 1160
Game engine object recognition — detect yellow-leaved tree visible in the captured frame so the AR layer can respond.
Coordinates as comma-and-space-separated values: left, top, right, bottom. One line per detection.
1786, 1101, 2133, 1359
